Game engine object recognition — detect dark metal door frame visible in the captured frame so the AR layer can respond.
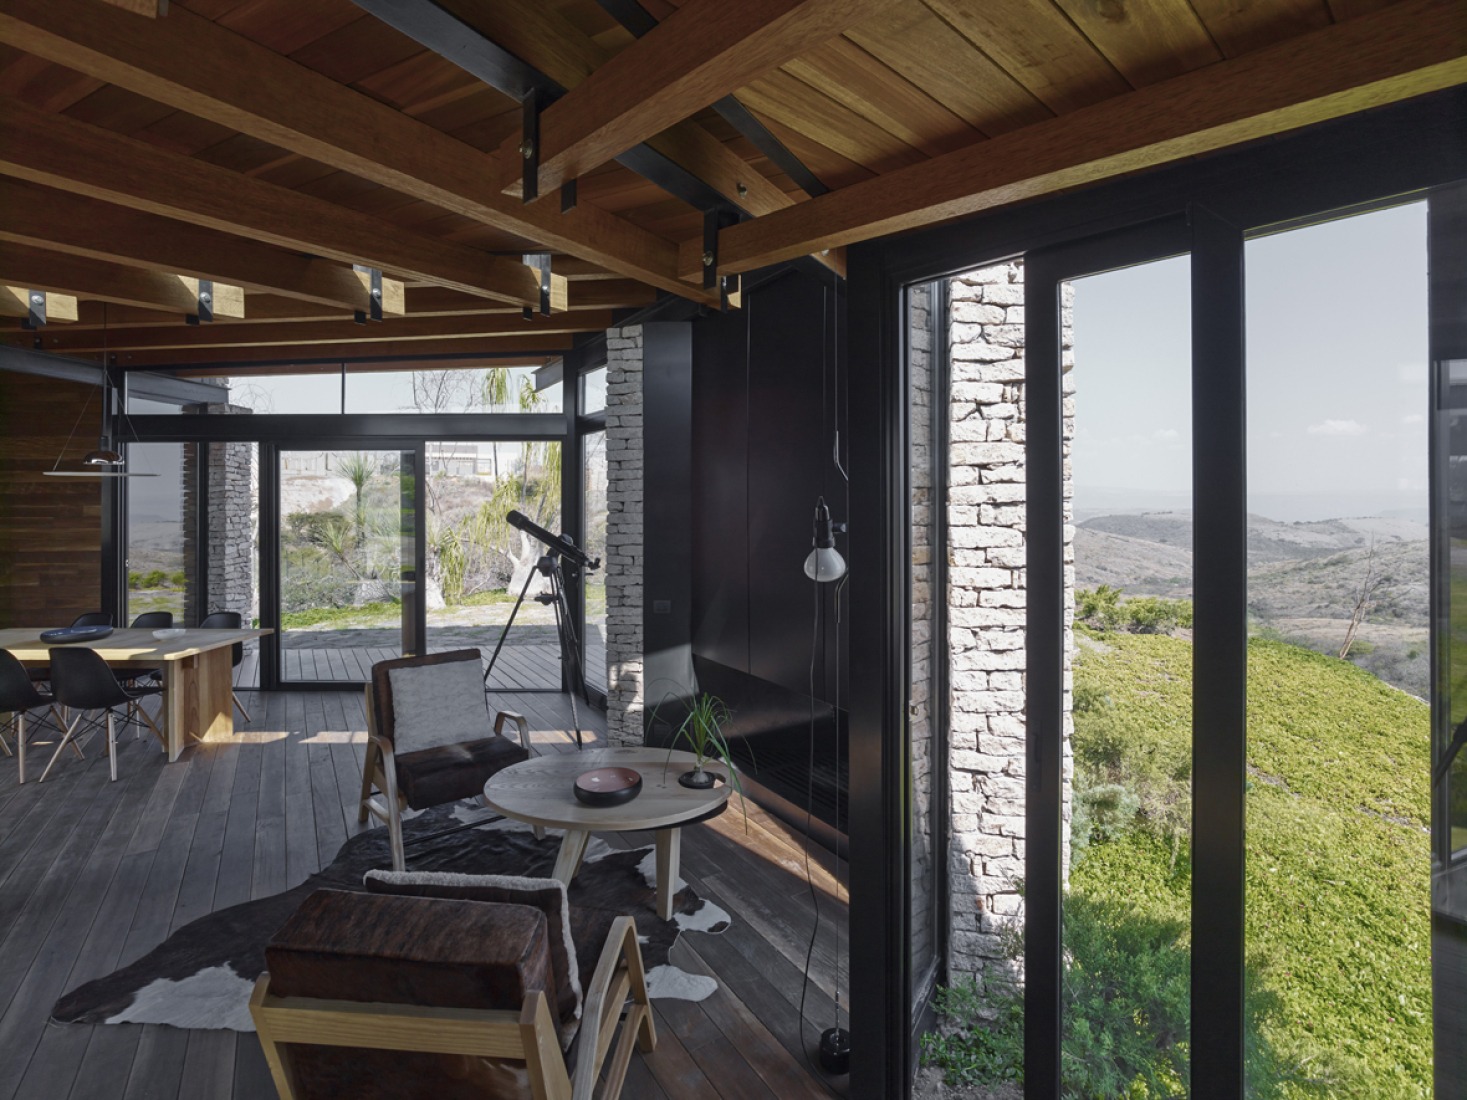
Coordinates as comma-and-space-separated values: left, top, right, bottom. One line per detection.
844, 91, 1467, 1100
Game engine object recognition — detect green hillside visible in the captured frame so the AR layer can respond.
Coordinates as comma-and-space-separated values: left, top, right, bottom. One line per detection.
923, 632, 1432, 1097
1071, 633, 1431, 1097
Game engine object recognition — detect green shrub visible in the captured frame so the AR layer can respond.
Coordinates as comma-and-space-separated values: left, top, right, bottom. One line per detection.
1123, 596, 1193, 634
1070, 781, 1142, 857
1077, 585, 1125, 631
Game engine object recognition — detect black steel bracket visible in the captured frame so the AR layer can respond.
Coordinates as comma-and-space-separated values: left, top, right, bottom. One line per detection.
521, 89, 541, 204
20, 289, 44, 329
719, 273, 740, 313
185, 278, 214, 325
352, 265, 383, 324
702, 209, 736, 290
522, 252, 552, 319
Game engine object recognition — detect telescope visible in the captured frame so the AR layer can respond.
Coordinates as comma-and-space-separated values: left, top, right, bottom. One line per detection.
506, 509, 600, 572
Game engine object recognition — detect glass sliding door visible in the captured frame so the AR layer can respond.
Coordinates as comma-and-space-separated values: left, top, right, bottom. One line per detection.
423, 438, 562, 692
1245, 202, 1433, 1095
582, 429, 607, 698
125, 442, 196, 625
277, 447, 416, 683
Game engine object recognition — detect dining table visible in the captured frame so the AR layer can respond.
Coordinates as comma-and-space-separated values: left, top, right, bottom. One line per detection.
0, 626, 270, 762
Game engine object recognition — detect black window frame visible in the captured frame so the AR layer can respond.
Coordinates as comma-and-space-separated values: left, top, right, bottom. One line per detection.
845, 89, 1467, 1100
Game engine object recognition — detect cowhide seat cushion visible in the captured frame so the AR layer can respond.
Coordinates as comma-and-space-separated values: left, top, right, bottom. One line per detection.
264, 889, 558, 1100
393, 736, 527, 809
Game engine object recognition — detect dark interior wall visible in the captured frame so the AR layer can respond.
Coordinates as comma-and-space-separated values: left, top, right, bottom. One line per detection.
0, 371, 103, 625
684, 264, 849, 834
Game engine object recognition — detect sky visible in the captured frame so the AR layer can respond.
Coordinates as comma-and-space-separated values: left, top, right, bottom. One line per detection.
1068, 201, 1429, 522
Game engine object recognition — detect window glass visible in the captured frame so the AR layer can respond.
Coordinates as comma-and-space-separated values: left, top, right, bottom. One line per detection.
345, 366, 561, 414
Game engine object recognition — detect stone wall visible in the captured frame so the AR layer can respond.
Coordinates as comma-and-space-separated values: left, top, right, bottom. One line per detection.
604, 325, 645, 746
909, 283, 939, 978
945, 261, 1075, 993
182, 406, 256, 626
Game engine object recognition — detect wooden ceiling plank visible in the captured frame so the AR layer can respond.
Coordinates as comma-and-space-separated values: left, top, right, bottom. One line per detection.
10, 309, 618, 353
923, 0, 1134, 114
736, 69, 928, 175
781, 37, 983, 157
717, 0, 1467, 272
1188, 0, 1334, 58
1050, 0, 1222, 87
0, 97, 557, 309
490, 0, 895, 196
115, 332, 576, 368
845, 5, 1053, 138
0, 286, 76, 321
0, 0, 706, 301
0, 177, 395, 312
99, 0, 165, 17
0, 241, 245, 315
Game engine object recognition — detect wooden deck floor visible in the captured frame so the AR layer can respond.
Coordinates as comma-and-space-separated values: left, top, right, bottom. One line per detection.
0, 689, 848, 1100
239, 639, 609, 694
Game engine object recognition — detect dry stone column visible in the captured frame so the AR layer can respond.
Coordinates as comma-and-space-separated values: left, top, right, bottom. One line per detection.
945, 261, 1075, 997
604, 325, 645, 745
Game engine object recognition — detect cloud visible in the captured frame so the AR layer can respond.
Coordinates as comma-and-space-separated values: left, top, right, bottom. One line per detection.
1401, 414, 1425, 425
1306, 419, 1368, 437
1152, 429, 1179, 442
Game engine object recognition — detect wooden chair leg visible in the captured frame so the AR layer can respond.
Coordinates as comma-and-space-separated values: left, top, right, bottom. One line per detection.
39, 713, 85, 783
359, 741, 380, 825
233, 690, 252, 722
106, 711, 118, 783
386, 799, 406, 872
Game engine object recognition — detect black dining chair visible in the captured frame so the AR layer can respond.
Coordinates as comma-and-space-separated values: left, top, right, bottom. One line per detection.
42, 647, 164, 783
199, 611, 251, 722
121, 612, 172, 741
0, 649, 71, 784
28, 612, 117, 687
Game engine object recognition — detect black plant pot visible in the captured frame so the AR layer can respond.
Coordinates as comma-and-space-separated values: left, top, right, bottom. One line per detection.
678, 768, 720, 790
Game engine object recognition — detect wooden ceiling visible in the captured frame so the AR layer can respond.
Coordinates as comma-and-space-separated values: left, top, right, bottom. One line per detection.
0, 0, 1461, 374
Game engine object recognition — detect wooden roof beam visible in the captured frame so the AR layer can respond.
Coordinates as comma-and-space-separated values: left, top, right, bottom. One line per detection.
0, 286, 76, 323
492, 0, 893, 199
0, 179, 403, 314
0, 99, 559, 310
714, 0, 1467, 274
114, 334, 576, 369
0, 0, 709, 302
3, 282, 656, 330
0, 242, 245, 316
12, 310, 618, 354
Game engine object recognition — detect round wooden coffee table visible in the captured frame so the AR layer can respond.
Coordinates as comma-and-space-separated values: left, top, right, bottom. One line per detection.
483, 746, 731, 920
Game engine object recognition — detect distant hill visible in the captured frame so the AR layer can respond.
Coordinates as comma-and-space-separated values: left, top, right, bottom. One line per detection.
1074, 511, 1429, 696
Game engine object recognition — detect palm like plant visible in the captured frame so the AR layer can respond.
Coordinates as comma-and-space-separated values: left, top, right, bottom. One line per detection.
662, 693, 747, 794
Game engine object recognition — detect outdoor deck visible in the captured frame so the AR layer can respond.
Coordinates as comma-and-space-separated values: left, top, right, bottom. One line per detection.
238, 634, 609, 694
0, 689, 847, 1100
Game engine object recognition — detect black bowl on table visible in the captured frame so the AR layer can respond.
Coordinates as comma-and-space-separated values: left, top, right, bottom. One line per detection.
573, 766, 643, 807
39, 625, 114, 644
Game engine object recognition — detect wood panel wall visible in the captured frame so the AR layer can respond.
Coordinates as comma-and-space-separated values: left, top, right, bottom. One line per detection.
0, 371, 104, 625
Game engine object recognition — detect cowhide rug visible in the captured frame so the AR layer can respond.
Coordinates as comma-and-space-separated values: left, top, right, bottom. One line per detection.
53, 803, 730, 1032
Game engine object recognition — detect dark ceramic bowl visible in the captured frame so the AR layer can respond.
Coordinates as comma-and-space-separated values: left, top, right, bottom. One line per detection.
39, 625, 113, 644
573, 766, 643, 807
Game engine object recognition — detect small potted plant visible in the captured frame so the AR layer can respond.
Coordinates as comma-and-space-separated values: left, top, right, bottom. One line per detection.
661, 692, 740, 790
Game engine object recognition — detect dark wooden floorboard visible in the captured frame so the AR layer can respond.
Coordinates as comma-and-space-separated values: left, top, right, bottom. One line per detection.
0, 688, 845, 1100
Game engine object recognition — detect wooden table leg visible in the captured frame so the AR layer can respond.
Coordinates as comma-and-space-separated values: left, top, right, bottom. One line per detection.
162, 656, 192, 762
197, 646, 234, 742
551, 829, 590, 886
655, 828, 680, 920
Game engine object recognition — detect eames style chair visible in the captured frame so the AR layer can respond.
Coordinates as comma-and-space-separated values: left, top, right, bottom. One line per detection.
121, 611, 172, 738
41, 647, 164, 783
250, 877, 656, 1100
360, 649, 533, 871
198, 611, 251, 721
0, 649, 70, 784
71, 612, 114, 628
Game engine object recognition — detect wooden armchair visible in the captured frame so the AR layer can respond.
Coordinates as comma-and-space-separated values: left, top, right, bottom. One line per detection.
359, 649, 533, 871
250, 879, 657, 1100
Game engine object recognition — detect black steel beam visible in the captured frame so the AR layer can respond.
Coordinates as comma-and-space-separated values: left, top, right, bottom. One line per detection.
351, 0, 736, 216
125, 412, 567, 443
1189, 203, 1247, 1100
590, 0, 830, 198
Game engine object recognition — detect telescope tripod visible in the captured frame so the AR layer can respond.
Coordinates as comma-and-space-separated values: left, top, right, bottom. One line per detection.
483, 553, 587, 749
